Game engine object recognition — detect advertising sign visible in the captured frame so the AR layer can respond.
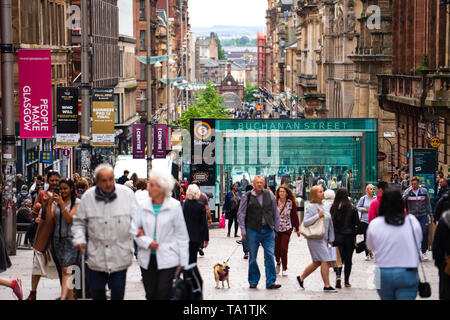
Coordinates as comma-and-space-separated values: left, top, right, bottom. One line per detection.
19, 49, 53, 138
153, 124, 168, 159
410, 148, 438, 199
133, 124, 146, 159
56, 87, 79, 146
92, 88, 115, 146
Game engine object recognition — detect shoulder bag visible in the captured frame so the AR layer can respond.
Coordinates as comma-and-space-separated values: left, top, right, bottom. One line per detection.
408, 216, 431, 298
299, 204, 325, 239
33, 192, 56, 253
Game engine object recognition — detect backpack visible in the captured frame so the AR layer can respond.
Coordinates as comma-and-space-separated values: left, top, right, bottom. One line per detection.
172, 263, 203, 300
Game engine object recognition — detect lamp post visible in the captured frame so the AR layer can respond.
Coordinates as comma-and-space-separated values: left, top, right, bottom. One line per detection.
146, 0, 153, 175
166, 0, 171, 125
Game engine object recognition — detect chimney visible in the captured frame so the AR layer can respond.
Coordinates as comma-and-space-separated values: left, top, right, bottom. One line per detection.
227, 63, 231, 74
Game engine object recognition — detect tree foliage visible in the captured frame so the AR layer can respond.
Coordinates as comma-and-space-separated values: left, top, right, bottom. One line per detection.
176, 82, 231, 130
244, 83, 258, 102
215, 34, 226, 60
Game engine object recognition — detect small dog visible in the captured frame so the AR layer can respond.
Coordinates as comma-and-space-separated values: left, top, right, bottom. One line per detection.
213, 262, 230, 289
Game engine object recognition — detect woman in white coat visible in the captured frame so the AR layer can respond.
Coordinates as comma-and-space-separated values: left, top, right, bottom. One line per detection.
131, 170, 189, 300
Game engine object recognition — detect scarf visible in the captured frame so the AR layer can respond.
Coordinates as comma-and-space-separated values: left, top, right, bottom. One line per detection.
95, 186, 117, 203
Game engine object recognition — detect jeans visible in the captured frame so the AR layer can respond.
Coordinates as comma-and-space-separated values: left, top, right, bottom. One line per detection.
334, 234, 355, 283
415, 214, 429, 254
242, 237, 249, 253
246, 226, 276, 287
376, 268, 419, 300
275, 230, 292, 271
141, 254, 177, 300
88, 268, 127, 300
227, 210, 239, 235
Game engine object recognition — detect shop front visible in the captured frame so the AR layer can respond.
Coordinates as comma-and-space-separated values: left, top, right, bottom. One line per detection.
214, 118, 378, 205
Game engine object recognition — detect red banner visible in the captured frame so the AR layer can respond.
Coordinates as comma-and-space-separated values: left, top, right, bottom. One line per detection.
19, 49, 53, 138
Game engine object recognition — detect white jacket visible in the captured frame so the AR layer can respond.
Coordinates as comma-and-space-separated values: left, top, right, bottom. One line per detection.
135, 189, 150, 205
131, 197, 189, 270
72, 184, 138, 273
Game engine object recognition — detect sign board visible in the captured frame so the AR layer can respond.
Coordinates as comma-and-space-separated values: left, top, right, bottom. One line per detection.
56, 87, 79, 146
19, 49, 53, 138
92, 88, 115, 146
40, 151, 53, 164
410, 148, 438, 199
383, 132, 395, 138
153, 124, 168, 159
132, 124, 146, 159
429, 137, 441, 148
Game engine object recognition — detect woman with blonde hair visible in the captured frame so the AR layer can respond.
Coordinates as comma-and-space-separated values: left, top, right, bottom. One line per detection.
297, 185, 337, 292
356, 184, 376, 260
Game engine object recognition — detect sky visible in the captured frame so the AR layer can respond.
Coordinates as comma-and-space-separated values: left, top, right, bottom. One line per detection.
189, 0, 267, 28
118, 0, 134, 37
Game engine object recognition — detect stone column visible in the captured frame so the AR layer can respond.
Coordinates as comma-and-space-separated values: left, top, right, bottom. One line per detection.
358, 83, 369, 118
353, 81, 360, 118
369, 84, 378, 118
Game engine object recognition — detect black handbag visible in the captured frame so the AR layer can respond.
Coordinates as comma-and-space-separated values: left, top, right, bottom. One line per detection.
408, 217, 431, 298
355, 240, 366, 254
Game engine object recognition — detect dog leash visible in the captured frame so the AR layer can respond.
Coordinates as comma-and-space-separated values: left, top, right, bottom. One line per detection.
225, 243, 241, 263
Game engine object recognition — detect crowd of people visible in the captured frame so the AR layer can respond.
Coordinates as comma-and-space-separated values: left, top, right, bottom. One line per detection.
1, 167, 450, 301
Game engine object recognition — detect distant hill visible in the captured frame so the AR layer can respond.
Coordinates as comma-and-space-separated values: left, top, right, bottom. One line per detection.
192, 25, 266, 40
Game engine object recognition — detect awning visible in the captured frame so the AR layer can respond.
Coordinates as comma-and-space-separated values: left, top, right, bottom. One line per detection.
115, 114, 141, 127
136, 55, 176, 65
159, 77, 186, 85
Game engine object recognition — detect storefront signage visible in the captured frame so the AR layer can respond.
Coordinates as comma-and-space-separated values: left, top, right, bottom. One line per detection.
429, 137, 441, 148
410, 148, 438, 199
56, 87, 79, 146
153, 124, 167, 159
92, 88, 115, 147
133, 124, 146, 159
19, 49, 53, 138
39, 151, 53, 164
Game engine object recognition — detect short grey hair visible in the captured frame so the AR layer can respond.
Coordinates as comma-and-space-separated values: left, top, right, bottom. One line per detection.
149, 169, 175, 198
94, 163, 114, 180
186, 184, 201, 200
324, 189, 335, 200
253, 175, 265, 183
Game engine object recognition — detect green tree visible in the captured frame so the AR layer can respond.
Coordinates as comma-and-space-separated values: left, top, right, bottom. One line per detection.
176, 82, 231, 130
238, 36, 250, 46
244, 83, 258, 102
215, 34, 226, 60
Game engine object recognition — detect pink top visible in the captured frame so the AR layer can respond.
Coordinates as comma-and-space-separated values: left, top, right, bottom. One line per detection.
368, 193, 383, 223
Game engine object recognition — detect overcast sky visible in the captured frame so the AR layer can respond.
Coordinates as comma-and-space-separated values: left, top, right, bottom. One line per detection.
189, 0, 267, 27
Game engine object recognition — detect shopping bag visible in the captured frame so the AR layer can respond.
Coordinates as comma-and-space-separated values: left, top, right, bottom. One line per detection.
218, 214, 226, 229
428, 222, 437, 251
328, 246, 337, 261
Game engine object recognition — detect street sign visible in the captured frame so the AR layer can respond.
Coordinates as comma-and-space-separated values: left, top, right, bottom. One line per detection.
62, 149, 71, 158
40, 151, 53, 164
377, 151, 387, 162
429, 137, 441, 148
383, 132, 395, 138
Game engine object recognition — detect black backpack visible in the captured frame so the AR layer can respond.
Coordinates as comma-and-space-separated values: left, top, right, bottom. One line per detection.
172, 263, 203, 300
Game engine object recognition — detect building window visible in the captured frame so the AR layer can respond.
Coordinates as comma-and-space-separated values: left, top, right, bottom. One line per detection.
140, 30, 146, 50
140, 63, 146, 81
114, 94, 120, 124
119, 50, 123, 78
39, 0, 44, 45
140, 89, 146, 112
140, 0, 145, 20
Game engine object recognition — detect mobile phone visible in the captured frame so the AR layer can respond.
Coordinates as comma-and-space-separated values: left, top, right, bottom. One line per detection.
54, 187, 60, 195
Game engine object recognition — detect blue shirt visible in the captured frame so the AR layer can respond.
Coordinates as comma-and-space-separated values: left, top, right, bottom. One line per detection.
151, 204, 162, 255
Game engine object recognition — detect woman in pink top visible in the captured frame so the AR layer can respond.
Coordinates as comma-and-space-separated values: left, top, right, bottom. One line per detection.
368, 181, 388, 223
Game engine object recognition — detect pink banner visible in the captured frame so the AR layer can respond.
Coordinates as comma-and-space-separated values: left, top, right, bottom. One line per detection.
19, 50, 53, 138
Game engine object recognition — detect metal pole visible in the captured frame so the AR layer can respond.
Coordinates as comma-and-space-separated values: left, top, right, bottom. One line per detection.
146, 0, 153, 176
185, 7, 188, 109
80, 0, 91, 179
1, 0, 17, 255
166, 0, 171, 125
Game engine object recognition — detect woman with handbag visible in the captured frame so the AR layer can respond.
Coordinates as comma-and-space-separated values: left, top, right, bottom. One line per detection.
296, 185, 337, 293
223, 183, 241, 237
275, 186, 300, 277
330, 188, 359, 288
367, 189, 423, 300
356, 184, 375, 260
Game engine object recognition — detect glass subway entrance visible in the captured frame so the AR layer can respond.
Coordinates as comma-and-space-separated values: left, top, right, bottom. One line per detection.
215, 119, 377, 204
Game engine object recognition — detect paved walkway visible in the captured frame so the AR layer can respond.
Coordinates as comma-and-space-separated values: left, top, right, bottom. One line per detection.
0, 226, 441, 300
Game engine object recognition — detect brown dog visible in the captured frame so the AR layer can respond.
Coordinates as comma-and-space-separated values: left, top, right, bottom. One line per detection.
213, 262, 230, 289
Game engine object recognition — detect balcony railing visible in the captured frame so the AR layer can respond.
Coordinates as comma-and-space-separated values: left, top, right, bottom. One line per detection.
378, 74, 423, 99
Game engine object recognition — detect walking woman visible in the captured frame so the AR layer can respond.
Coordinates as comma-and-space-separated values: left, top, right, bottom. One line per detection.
275, 185, 300, 276
356, 184, 375, 260
183, 184, 209, 264
367, 189, 422, 300
49, 179, 81, 300
131, 169, 189, 300
0, 206, 23, 299
296, 185, 337, 293
223, 183, 241, 237
432, 209, 450, 300
330, 188, 359, 288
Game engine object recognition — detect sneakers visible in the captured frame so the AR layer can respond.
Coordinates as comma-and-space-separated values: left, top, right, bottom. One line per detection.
365, 255, 371, 261
323, 286, 338, 293
296, 276, 305, 290
281, 270, 288, 277
236, 240, 243, 245
227, 232, 230, 237
266, 284, 282, 289
26, 290, 36, 301
335, 278, 342, 289
276, 264, 281, 275
198, 248, 205, 256
243, 253, 249, 259
249, 284, 257, 289
12, 279, 23, 300
345, 282, 352, 288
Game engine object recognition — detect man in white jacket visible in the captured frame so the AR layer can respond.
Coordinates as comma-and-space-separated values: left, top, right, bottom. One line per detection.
72, 164, 138, 300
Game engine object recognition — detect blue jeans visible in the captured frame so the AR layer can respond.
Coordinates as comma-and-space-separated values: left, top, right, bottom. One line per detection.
242, 237, 249, 253
415, 214, 429, 254
246, 226, 276, 287
88, 268, 127, 300
376, 268, 419, 300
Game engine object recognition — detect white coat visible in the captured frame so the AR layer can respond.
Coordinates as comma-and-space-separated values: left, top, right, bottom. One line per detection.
131, 197, 189, 270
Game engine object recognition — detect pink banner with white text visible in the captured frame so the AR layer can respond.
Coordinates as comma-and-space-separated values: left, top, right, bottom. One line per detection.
19, 49, 53, 138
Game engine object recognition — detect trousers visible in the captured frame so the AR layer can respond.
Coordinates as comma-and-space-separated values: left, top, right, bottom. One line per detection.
141, 254, 177, 300
275, 229, 292, 271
